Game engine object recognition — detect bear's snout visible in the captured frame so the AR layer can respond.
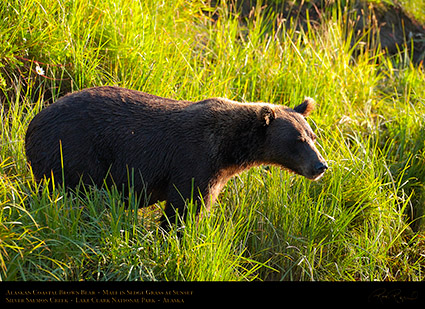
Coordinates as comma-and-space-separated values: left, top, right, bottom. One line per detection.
314, 162, 328, 175
308, 161, 328, 180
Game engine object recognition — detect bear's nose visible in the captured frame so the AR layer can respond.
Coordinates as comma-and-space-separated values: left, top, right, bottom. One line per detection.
314, 162, 328, 174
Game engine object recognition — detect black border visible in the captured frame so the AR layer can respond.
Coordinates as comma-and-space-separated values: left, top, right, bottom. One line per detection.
1, 281, 424, 306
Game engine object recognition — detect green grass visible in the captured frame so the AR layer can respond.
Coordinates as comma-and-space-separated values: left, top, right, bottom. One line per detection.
1, 0, 425, 281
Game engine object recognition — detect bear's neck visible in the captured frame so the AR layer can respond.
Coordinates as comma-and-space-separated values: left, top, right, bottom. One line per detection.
215, 125, 266, 171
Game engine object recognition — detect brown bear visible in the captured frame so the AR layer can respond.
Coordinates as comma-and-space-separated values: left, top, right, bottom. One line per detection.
25, 86, 327, 230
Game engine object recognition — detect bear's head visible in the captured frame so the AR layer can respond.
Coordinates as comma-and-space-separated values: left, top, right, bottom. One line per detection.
261, 98, 328, 180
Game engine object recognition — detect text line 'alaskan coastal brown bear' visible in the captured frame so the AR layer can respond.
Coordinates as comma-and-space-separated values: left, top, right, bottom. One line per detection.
25, 86, 328, 230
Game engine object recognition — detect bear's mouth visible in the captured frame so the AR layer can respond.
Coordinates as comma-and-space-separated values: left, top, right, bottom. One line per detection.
276, 164, 326, 181
306, 164, 328, 181
282, 166, 326, 181
279, 166, 303, 178
307, 171, 325, 181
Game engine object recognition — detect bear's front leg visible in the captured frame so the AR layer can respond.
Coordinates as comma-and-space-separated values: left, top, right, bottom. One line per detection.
159, 181, 211, 233
159, 199, 185, 231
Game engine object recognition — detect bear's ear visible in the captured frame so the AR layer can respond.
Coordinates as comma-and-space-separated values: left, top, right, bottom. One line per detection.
259, 105, 276, 126
294, 97, 315, 117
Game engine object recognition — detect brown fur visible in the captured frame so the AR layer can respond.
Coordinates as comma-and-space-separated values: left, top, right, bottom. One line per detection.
25, 86, 327, 230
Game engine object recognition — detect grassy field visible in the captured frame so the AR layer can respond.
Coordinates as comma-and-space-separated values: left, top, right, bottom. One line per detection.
1, 0, 425, 281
